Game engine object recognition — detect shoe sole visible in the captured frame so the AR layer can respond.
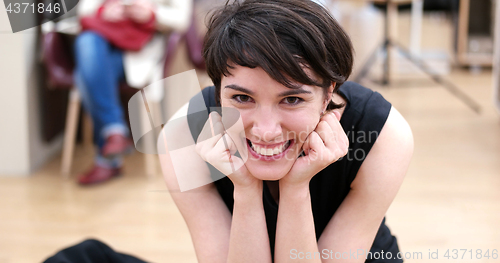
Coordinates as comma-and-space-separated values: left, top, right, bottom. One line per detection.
78, 172, 122, 186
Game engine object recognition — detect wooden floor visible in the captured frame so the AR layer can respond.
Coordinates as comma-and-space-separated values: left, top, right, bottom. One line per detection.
2, 12, 500, 263
366, 69, 500, 262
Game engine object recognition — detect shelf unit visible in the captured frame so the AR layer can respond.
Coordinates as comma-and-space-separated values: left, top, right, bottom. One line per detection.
456, 0, 495, 66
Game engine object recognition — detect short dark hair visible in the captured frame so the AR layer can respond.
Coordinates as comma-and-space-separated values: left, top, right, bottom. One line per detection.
203, 0, 353, 109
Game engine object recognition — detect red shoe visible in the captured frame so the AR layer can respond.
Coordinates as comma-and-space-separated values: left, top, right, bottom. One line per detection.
101, 134, 134, 159
78, 164, 121, 185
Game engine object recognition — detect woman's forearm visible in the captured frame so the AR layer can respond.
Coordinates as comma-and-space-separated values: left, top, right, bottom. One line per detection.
228, 182, 272, 263
275, 182, 321, 263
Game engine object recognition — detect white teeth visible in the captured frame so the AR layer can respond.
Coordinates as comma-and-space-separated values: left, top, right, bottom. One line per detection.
254, 144, 261, 153
273, 146, 280, 155
259, 147, 269, 156
266, 148, 273, 156
250, 140, 290, 156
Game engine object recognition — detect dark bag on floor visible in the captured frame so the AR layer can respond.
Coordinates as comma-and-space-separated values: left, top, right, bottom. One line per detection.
43, 239, 148, 263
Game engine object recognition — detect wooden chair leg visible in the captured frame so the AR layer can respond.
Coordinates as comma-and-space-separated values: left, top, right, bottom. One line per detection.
410, 0, 423, 56
141, 100, 163, 178
61, 88, 81, 179
82, 113, 93, 151
386, 0, 398, 82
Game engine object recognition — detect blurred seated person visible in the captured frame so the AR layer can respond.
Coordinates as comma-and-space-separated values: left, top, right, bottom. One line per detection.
75, 0, 192, 185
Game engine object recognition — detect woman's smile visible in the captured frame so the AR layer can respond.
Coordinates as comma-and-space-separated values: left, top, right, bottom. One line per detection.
247, 139, 294, 160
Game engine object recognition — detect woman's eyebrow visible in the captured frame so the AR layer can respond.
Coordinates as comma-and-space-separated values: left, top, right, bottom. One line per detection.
224, 84, 255, 95
224, 84, 312, 97
278, 89, 312, 97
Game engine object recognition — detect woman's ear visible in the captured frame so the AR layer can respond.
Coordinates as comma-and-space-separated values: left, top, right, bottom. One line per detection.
323, 83, 336, 111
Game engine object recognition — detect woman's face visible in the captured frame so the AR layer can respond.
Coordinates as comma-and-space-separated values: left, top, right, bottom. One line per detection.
220, 65, 332, 181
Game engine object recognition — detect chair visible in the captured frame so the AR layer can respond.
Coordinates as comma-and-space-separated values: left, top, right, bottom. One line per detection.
41, 20, 185, 179
356, 0, 416, 84
183, 14, 206, 71
354, 0, 481, 113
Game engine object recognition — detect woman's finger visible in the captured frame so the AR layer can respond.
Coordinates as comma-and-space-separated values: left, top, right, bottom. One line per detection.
315, 120, 335, 149
196, 112, 225, 159
213, 133, 238, 157
322, 112, 349, 149
305, 131, 324, 161
212, 133, 230, 157
331, 110, 341, 121
322, 112, 343, 132
197, 112, 224, 143
195, 132, 221, 161
210, 133, 240, 175
209, 111, 224, 136
302, 130, 312, 156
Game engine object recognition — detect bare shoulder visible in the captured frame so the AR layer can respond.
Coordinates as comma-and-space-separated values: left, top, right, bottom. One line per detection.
159, 101, 232, 262
351, 106, 414, 193
373, 105, 414, 156
160, 101, 212, 192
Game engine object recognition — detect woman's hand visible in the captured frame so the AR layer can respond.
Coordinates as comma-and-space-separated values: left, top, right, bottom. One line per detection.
125, 0, 155, 24
195, 112, 260, 190
281, 111, 349, 187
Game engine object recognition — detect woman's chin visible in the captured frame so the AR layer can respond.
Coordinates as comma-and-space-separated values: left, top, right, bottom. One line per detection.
247, 165, 291, 181
253, 173, 286, 181
244, 146, 300, 181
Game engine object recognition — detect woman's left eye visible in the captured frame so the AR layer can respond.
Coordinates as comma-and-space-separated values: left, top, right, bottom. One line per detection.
232, 94, 254, 103
282, 97, 303, 105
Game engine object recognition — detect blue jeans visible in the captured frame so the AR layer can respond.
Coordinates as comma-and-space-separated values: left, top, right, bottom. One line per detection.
74, 31, 128, 168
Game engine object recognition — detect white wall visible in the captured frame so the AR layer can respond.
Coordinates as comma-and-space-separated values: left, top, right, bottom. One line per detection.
0, 0, 63, 176
0, 2, 30, 175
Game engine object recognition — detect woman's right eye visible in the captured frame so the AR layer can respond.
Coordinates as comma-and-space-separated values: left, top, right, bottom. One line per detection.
233, 95, 254, 103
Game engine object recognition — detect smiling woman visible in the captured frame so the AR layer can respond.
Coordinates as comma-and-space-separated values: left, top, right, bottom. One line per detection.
219, 66, 335, 181
162, 0, 413, 263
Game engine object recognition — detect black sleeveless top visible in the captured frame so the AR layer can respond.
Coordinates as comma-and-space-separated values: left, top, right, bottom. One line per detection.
187, 81, 403, 262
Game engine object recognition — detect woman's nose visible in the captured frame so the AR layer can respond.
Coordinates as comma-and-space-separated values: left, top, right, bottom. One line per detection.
250, 111, 282, 143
